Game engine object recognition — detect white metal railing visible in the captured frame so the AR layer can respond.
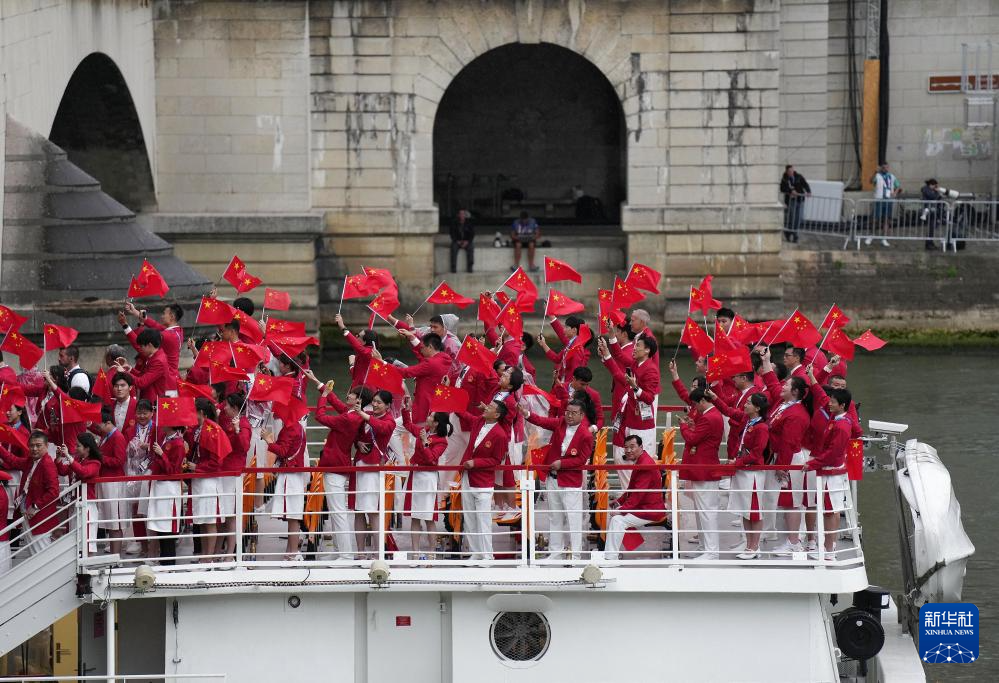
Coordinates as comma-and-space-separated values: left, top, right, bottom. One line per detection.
0, 481, 81, 570
0, 676, 227, 682
61, 462, 862, 574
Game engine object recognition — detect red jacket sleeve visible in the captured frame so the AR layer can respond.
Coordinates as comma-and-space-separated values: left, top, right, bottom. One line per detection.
550, 319, 570, 346
131, 354, 165, 390
526, 412, 561, 431
762, 370, 782, 408
680, 412, 716, 448
671, 378, 692, 407
601, 354, 627, 386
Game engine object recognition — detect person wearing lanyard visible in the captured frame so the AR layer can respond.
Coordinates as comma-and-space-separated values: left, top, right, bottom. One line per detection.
804, 389, 854, 557
351, 390, 396, 558
0, 431, 60, 555
456, 400, 509, 562
124, 400, 156, 557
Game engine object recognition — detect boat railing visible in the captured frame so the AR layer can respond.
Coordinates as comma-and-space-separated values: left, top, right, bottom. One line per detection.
66, 460, 863, 574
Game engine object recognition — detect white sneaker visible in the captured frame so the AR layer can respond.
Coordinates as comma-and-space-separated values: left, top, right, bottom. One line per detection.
737, 551, 759, 560
772, 541, 803, 556
880, 239, 890, 247
689, 534, 699, 543
693, 552, 719, 561
864, 237, 873, 246
805, 540, 818, 552
124, 542, 141, 555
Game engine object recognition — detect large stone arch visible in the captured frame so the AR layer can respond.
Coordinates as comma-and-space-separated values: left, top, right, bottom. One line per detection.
49, 52, 156, 212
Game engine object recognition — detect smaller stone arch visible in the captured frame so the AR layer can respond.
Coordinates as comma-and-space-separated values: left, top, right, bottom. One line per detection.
49, 52, 155, 212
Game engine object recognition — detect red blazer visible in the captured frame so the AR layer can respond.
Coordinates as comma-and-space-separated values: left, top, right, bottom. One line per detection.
402, 411, 447, 469
602, 355, 658, 434
806, 415, 851, 474
550, 383, 604, 428
150, 434, 186, 477
729, 418, 770, 468
525, 414, 593, 488
221, 415, 251, 472
270, 421, 306, 468
355, 412, 395, 465
0, 449, 60, 533
111, 397, 138, 434
57, 457, 101, 499
344, 332, 373, 387
456, 367, 498, 420
131, 348, 170, 401
607, 339, 634, 414
140, 319, 183, 390
185, 422, 223, 475
315, 393, 364, 469
398, 349, 453, 423
458, 417, 508, 488
767, 399, 810, 467
546, 319, 591, 389
99, 429, 128, 477
615, 451, 665, 520
678, 405, 724, 481
718, 386, 755, 459
485, 327, 524, 369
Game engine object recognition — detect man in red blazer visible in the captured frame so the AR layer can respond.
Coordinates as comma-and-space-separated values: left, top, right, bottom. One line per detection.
120, 329, 170, 401
804, 388, 854, 556
524, 399, 594, 560
604, 435, 665, 561
109, 372, 138, 433
679, 388, 725, 560
598, 335, 660, 488
396, 331, 454, 423
0, 431, 60, 554
458, 400, 511, 561
123, 301, 184, 393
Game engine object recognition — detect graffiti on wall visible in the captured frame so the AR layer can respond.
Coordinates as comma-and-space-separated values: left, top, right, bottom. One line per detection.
923, 126, 994, 160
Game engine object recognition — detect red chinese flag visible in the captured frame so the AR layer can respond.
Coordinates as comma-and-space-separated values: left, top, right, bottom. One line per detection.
727, 315, 760, 344
128, 260, 170, 299
713, 322, 743, 355
514, 290, 536, 314
599, 308, 626, 335
494, 291, 511, 307
426, 281, 474, 309
248, 374, 295, 404
196, 297, 236, 326
233, 310, 264, 344
0, 423, 28, 452
198, 419, 232, 458
847, 439, 864, 481
92, 368, 112, 403
496, 300, 523, 339
192, 341, 229, 369
504, 266, 538, 301
566, 323, 592, 357
707, 348, 752, 382
625, 263, 662, 295
368, 289, 400, 318
0, 384, 27, 412
268, 335, 319, 358
209, 360, 249, 385
821, 326, 856, 361
343, 273, 377, 300
522, 383, 562, 408
774, 309, 822, 348
544, 257, 582, 284
264, 288, 291, 311
622, 530, 645, 552
178, 379, 215, 401
544, 289, 585, 317
698, 275, 723, 312
157, 396, 199, 427
680, 318, 714, 358
853, 329, 887, 352
266, 318, 307, 337
221, 256, 262, 294
61, 396, 102, 424
0, 306, 28, 334
362, 266, 397, 292
820, 304, 851, 330
366, 358, 404, 395
429, 384, 469, 412
456, 335, 498, 378
231, 342, 270, 370
273, 396, 310, 424
43, 323, 79, 351
611, 276, 644, 308
0, 331, 43, 370
689, 284, 722, 316
477, 293, 501, 328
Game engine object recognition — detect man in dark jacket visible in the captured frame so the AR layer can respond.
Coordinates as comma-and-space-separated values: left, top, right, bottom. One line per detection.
449, 209, 474, 273
779, 165, 811, 243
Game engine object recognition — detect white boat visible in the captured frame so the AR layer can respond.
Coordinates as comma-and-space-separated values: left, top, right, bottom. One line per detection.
0, 418, 972, 682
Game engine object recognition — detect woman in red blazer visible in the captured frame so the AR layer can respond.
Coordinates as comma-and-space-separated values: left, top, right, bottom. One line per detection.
55, 432, 102, 554
401, 405, 449, 559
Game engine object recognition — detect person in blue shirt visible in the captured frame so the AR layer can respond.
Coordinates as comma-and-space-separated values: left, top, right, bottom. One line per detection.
510, 211, 540, 272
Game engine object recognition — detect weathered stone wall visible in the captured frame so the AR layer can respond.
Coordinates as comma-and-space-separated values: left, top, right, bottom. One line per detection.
783, 245, 999, 329
779, 0, 829, 181
152, 0, 310, 212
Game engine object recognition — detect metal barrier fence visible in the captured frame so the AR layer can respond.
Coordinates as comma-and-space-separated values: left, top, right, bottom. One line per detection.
788, 195, 999, 250
58, 460, 862, 573
0, 482, 81, 571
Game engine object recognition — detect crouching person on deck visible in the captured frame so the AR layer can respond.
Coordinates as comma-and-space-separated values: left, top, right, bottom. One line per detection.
604, 435, 665, 562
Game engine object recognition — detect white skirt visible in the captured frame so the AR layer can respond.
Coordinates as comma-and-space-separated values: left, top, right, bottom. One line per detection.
727, 469, 767, 520
147, 480, 182, 534
806, 472, 850, 513
135, 480, 151, 517
777, 449, 808, 509
407, 471, 439, 522
97, 481, 127, 531
191, 477, 224, 525
269, 472, 307, 521
219, 476, 241, 517
354, 467, 381, 514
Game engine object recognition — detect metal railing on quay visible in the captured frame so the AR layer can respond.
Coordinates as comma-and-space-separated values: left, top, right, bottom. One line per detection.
55, 460, 862, 575
853, 198, 953, 248
784, 194, 856, 248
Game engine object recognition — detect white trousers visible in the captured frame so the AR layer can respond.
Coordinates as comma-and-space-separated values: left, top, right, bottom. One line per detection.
461, 484, 494, 560
613, 426, 657, 489
323, 473, 356, 559
687, 481, 720, 553
604, 513, 652, 559
762, 471, 781, 533
545, 477, 584, 557
440, 415, 469, 490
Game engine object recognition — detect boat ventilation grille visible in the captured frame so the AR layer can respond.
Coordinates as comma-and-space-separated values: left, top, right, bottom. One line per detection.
489, 611, 551, 662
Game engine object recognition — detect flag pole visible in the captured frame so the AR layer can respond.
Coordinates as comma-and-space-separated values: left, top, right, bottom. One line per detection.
818, 323, 834, 355
820, 304, 834, 331
539, 290, 550, 335
411, 284, 438, 317
755, 320, 779, 349
337, 275, 347, 316
673, 288, 694, 359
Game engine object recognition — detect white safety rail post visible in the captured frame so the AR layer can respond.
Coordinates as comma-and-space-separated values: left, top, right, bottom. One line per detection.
520, 475, 532, 567
670, 474, 680, 562
78, 483, 88, 564
816, 475, 825, 563
377, 471, 386, 562
235, 486, 244, 566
